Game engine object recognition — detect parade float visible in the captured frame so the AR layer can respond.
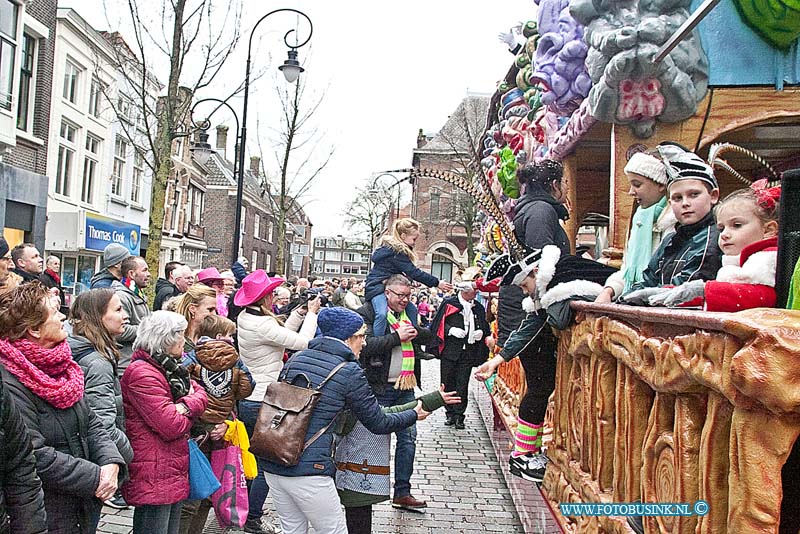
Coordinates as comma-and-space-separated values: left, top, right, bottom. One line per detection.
405, 0, 800, 531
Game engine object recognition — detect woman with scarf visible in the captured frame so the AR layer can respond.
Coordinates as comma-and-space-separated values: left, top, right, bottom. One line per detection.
175, 284, 218, 355
0, 283, 125, 533
121, 311, 208, 534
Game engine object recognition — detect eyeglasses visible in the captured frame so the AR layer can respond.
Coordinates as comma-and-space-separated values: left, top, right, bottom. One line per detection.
386, 288, 411, 300
1, 255, 11, 262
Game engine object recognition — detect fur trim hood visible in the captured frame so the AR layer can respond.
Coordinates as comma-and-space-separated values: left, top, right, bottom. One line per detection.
534, 245, 562, 296
539, 280, 605, 309
716, 237, 778, 287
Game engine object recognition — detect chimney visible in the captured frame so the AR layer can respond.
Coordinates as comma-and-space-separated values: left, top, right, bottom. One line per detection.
416, 128, 427, 149
215, 125, 228, 160
250, 156, 261, 177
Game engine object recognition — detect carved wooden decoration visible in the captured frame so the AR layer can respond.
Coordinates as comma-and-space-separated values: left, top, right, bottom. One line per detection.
543, 304, 800, 533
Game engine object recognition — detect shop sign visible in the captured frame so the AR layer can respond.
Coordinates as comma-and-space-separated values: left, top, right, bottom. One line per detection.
84, 212, 141, 255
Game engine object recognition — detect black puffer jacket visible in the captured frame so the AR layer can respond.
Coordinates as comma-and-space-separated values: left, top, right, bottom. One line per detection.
152, 278, 180, 311
0, 366, 124, 534
0, 377, 47, 534
498, 184, 570, 346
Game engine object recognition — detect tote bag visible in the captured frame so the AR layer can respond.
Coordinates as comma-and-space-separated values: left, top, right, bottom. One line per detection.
210, 444, 249, 528
188, 439, 221, 500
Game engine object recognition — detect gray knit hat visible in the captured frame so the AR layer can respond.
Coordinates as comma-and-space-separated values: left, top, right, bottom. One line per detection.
103, 243, 131, 268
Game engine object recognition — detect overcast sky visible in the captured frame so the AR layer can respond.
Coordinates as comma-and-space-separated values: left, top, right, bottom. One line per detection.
65, 0, 536, 238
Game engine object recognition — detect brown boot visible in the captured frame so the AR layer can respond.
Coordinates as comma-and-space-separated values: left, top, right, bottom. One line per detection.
391, 494, 427, 512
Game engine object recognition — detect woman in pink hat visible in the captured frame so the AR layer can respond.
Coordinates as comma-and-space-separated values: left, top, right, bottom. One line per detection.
196, 267, 229, 318
234, 269, 320, 534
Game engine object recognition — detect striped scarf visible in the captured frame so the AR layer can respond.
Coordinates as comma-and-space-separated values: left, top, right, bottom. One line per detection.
121, 276, 145, 300
387, 310, 416, 390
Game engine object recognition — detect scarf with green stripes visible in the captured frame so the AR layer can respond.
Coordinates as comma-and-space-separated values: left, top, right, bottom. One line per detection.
387, 310, 416, 390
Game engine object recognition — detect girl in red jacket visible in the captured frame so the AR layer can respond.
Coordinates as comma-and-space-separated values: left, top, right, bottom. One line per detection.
648, 180, 780, 311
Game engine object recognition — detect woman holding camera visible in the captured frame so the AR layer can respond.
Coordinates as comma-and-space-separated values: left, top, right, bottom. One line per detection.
235, 270, 320, 534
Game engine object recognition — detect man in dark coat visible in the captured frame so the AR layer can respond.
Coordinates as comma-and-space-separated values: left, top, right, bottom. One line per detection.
357, 274, 434, 512
152, 261, 183, 311
10, 243, 43, 285
39, 256, 68, 315
0, 376, 47, 534
430, 273, 489, 429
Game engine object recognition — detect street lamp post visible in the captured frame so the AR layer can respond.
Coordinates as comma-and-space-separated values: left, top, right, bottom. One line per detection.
234, 9, 313, 270
368, 172, 413, 220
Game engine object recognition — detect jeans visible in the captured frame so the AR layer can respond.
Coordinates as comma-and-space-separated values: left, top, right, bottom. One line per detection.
133, 503, 182, 534
375, 387, 417, 497
371, 294, 419, 335
239, 399, 270, 521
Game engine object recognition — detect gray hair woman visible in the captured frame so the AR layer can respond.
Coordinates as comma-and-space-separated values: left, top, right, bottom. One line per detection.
121, 311, 208, 534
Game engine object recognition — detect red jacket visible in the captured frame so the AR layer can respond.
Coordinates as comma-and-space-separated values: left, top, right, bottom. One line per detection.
705, 237, 777, 312
120, 349, 208, 506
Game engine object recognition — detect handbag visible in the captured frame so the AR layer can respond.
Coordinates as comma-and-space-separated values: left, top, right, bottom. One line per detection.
224, 419, 258, 480
250, 361, 347, 466
209, 444, 249, 528
188, 436, 221, 500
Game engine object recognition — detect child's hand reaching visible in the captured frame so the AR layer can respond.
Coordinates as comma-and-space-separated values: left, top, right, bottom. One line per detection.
438, 280, 453, 292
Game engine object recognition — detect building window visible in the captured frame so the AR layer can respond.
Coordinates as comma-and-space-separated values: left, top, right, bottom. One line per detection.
62, 61, 80, 104
112, 136, 127, 198
130, 150, 144, 204
16, 34, 34, 130
431, 247, 454, 282
344, 252, 361, 263
169, 180, 182, 233
314, 250, 324, 260
254, 214, 260, 239
326, 250, 341, 262
81, 135, 100, 204
117, 94, 132, 122
251, 250, 258, 270
173, 138, 183, 157
55, 121, 78, 197
88, 76, 102, 118
265, 253, 271, 272
314, 237, 325, 248
240, 207, 246, 236
0, 0, 17, 111
324, 264, 341, 274
187, 184, 203, 226
429, 192, 441, 221
267, 220, 274, 243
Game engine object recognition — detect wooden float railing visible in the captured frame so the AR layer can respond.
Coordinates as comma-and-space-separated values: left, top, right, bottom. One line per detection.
536, 303, 800, 533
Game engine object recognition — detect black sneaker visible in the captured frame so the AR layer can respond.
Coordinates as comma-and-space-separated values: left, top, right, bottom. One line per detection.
243, 518, 277, 534
508, 452, 548, 482
103, 492, 129, 510
455, 417, 466, 430
444, 416, 455, 426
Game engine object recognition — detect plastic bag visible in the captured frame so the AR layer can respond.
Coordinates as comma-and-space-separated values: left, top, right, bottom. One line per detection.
224, 419, 257, 480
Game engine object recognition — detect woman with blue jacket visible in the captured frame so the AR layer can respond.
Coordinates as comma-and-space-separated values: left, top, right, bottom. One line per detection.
263, 307, 427, 534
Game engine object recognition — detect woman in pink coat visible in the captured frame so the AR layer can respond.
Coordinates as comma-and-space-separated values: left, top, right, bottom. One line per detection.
121, 311, 208, 534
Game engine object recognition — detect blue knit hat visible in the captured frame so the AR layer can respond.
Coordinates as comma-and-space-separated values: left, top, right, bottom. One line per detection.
318, 307, 365, 340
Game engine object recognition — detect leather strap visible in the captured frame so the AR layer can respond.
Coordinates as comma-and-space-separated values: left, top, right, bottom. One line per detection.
302, 361, 349, 451
336, 461, 390, 476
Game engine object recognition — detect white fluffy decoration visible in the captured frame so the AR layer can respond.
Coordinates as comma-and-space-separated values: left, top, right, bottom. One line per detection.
540, 280, 605, 309
535, 245, 562, 295
715, 250, 776, 287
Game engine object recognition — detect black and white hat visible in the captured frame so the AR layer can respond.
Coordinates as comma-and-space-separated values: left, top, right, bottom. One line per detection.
487, 248, 542, 286
657, 142, 717, 190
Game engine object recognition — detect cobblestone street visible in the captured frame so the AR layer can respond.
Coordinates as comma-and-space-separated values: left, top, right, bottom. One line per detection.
98, 359, 528, 533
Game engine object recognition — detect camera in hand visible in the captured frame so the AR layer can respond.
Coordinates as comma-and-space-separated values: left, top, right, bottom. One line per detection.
284, 287, 329, 314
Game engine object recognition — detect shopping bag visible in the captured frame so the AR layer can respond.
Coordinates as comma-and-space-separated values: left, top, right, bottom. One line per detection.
209, 444, 249, 528
224, 419, 257, 480
188, 439, 221, 500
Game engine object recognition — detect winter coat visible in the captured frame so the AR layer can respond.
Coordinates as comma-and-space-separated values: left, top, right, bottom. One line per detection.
0, 365, 125, 534
153, 278, 180, 311
632, 211, 722, 291
430, 295, 490, 367
498, 183, 570, 346
604, 205, 677, 299
237, 306, 317, 402
89, 269, 117, 289
231, 261, 248, 285
120, 350, 208, 506
264, 337, 417, 478
356, 302, 435, 394
498, 300, 558, 364
335, 390, 444, 507
112, 280, 152, 376
704, 236, 777, 312
14, 270, 40, 285
183, 338, 254, 425
0, 376, 47, 534
364, 246, 439, 302
68, 335, 133, 465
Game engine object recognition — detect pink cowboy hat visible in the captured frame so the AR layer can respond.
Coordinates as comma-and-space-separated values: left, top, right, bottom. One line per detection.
234, 269, 285, 307
196, 267, 226, 285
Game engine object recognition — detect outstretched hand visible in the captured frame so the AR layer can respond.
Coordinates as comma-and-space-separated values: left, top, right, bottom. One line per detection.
439, 384, 461, 405
414, 401, 431, 421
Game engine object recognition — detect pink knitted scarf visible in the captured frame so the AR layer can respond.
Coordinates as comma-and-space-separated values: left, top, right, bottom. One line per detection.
0, 338, 84, 409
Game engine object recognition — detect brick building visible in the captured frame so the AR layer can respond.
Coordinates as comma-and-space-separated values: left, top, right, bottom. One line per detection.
0, 0, 57, 251
409, 94, 489, 281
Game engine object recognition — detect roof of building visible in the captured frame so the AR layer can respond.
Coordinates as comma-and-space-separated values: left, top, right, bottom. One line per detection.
415, 94, 490, 155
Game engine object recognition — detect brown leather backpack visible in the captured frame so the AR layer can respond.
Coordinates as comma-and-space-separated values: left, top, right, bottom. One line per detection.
250, 361, 347, 466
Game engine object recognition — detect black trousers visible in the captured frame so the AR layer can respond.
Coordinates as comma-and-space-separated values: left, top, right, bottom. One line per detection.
517, 327, 558, 425
345, 505, 372, 534
441, 357, 472, 419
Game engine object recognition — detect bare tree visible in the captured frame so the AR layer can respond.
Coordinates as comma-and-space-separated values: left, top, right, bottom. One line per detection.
99, 0, 242, 283
256, 71, 334, 272
343, 182, 395, 247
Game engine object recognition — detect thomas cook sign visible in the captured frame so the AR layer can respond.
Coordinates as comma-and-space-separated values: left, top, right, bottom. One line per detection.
84, 212, 141, 255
